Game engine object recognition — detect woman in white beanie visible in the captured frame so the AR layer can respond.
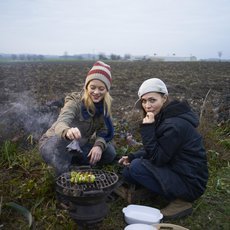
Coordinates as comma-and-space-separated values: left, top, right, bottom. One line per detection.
119, 78, 208, 220
39, 61, 116, 176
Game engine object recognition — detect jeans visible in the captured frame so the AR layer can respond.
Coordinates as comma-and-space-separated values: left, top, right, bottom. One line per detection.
122, 158, 190, 200
122, 158, 164, 195
123, 158, 180, 200
39, 135, 116, 176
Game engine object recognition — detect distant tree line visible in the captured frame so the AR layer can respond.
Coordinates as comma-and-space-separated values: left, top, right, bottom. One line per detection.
59, 53, 132, 61
0, 53, 134, 62
98, 53, 131, 60
0, 54, 45, 61
4, 52, 222, 62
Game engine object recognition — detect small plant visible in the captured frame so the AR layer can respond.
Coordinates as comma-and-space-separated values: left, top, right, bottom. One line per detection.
27, 134, 34, 146
215, 162, 230, 194
0, 140, 18, 167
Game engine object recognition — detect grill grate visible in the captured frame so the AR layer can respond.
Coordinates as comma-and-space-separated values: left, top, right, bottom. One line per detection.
56, 169, 118, 197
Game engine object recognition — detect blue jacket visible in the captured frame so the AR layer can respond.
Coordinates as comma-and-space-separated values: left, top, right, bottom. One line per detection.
129, 100, 208, 201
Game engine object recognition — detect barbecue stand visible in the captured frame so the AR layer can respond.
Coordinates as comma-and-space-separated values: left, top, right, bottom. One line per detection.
56, 166, 119, 229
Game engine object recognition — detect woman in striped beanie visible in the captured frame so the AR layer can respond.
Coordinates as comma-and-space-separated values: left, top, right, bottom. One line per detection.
39, 61, 116, 176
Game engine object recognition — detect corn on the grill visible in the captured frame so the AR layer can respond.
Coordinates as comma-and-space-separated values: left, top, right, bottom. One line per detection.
70, 171, 96, 184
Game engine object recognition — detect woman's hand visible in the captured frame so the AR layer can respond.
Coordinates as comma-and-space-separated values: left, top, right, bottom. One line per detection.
143, 112, 155, 124
66, 127, 82, 140
118, 156, 130, 166
87, 146, 102, 165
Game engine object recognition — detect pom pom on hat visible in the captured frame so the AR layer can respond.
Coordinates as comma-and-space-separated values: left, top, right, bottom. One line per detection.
135, 78, 168, 109
85, 61, 112, 90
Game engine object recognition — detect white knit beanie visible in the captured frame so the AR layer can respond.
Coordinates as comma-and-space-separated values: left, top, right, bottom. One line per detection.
85, 61, 112, 90
135, 78, 168, 109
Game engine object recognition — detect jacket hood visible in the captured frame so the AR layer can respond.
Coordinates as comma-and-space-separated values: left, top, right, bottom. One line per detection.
159, 100, 199, 128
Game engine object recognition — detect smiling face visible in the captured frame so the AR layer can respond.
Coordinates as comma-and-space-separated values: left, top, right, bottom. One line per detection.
141, 92, 167, 115
87, 79, 107, 103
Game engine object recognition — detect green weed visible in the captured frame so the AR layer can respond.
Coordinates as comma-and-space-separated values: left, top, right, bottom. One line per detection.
0, 122, 229, 229
0, 140, 18, 167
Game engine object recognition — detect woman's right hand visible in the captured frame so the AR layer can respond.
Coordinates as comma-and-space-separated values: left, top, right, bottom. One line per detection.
66, 127, 81, 140
143, 112, 155, 123
118, 156, 130, 166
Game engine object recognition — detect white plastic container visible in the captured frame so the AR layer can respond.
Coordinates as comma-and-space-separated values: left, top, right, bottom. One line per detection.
122, 204, 163, 225
124, 223, 157, 230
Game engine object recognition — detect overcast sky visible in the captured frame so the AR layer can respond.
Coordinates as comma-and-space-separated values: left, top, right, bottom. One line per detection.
0, 0, 230, 59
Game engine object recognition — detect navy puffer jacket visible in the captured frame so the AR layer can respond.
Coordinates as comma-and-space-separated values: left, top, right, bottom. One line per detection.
129, 100, 208, 201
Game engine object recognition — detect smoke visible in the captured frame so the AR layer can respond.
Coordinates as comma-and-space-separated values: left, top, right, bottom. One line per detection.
0, 91, 63, 145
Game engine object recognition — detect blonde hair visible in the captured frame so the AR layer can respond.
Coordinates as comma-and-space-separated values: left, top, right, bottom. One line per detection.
81, 89, 113, 117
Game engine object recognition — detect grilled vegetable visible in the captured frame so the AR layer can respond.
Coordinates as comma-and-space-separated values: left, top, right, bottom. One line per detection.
70, 171, 96, 184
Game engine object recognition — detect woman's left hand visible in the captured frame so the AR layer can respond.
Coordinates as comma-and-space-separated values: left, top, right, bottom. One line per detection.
87, 146, 102, 165
143, 112, 155, 123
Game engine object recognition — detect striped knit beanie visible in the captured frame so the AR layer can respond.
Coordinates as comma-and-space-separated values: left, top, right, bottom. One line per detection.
85, 61, 112, 90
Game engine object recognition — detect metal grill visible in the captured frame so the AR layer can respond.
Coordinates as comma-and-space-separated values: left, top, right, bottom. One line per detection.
56, 169, 119, 197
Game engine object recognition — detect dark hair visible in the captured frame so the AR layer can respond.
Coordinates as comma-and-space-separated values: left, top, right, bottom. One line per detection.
141, 93, 170, 117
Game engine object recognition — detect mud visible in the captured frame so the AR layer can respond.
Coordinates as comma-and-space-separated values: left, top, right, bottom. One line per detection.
0, 61, 229, 144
